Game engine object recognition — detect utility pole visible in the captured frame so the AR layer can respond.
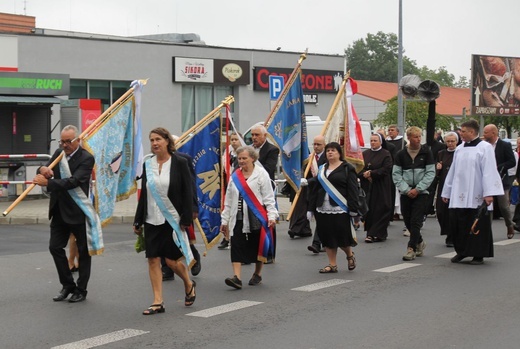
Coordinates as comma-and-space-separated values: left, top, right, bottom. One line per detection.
397, 0, 404, 139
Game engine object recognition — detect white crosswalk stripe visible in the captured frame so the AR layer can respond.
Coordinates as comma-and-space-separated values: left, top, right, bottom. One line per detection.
374, 263, 421, 273
291, 279, 352, 292
51, 329, 149, 349
186, 300, 263, 318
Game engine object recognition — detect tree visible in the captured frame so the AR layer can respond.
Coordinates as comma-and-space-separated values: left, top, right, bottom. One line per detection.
374, 96, 456, 131
482, 116, 520, 139
345, 31, 418, 82
416, 66, 455, 87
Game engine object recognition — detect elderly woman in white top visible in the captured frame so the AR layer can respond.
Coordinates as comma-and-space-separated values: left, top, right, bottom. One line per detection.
220, 146, 278, 289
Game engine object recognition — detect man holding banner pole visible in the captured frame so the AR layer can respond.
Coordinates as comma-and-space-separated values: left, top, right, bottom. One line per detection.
33, 125, 99, 303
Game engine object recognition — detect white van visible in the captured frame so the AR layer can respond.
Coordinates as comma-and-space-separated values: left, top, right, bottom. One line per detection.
243, 115, 373, 151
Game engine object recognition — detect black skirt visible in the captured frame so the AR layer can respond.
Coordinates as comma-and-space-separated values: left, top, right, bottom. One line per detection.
230, 220, 261, 263
315, 212, 357, 248
144, 222, 184, 260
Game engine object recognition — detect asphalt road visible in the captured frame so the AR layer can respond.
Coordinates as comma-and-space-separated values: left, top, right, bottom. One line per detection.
1, 217, 520, 349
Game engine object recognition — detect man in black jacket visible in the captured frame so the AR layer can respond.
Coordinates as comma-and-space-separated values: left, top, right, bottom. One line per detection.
483, 124, 516, 239
34, 125, 95, 303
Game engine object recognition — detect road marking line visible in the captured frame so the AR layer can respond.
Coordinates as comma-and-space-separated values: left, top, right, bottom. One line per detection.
291, 279, 352, 292
186, 300, 263, 318
51, 328, 149, 349
436, 252, 457, 259
374, 263, 421, 273
494, 239, 520, 246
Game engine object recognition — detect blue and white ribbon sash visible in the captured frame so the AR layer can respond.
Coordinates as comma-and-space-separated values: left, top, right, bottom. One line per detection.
59, 152, 104, 256
145, 158, 194, 267
317, 165, 349, 213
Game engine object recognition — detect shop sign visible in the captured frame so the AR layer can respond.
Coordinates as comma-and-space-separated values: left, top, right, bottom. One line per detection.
254, 67, 343, 93
173, 57, 214, 83
214, 59, 250, 85
0, 72, 70, 96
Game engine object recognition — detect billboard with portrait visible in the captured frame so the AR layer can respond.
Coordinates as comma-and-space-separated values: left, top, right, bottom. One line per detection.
471, 54, 520, 116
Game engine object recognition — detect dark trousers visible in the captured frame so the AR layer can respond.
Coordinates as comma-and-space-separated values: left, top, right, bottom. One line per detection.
400, 194, 428, 250
49, 215, 91, 291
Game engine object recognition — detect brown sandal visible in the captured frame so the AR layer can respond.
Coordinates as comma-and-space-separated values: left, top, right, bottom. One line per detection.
347, 253, 356, 271
319, 264, 338, 273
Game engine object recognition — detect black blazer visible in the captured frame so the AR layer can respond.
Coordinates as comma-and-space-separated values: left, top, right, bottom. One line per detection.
42, 147, 95, 225
134, 153, 193, 227
495, 138, 515, 187
175, 151, 199, 214
308, 161, 360, 214
258, 142, 279, 181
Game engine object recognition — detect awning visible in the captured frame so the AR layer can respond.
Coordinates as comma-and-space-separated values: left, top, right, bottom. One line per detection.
0, 96, 62, 104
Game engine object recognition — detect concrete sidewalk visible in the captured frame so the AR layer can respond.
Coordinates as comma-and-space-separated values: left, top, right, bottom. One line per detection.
0, 194, 291, 225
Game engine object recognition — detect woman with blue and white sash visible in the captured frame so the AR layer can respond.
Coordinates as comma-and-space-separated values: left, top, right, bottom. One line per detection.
133, 127, 196, 315
220, 146, 278, 289
307, 142, 360, 273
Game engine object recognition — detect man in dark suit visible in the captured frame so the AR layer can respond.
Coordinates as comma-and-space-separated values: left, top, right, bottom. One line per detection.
251, 125, 280, 263
34, 125, 95, 303
306, 135, 327, 253
483, 124, 516, 239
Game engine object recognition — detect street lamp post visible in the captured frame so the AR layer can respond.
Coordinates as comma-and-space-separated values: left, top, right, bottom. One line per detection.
397, 0, 404, 141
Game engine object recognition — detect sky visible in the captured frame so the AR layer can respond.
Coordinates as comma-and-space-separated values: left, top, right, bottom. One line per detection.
1, 0, 519, 81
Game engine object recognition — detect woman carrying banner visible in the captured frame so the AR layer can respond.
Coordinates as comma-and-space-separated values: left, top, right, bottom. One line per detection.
133, 127, 196, 315
307, 142, 360, 273
220, 146, 278, 289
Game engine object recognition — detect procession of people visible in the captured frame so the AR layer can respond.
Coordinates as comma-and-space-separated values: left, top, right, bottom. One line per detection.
29, 118, 519, 315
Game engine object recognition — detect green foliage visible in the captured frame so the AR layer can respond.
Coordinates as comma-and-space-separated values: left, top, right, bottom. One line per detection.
345, 31, 418, 82
346, 31, 467, 88
374, 96, 456, 131
482, 116, 520, 139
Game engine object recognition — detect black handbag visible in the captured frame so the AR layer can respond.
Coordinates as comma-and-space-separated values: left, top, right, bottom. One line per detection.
357, 183, 369, 216
247, 207, 264, 232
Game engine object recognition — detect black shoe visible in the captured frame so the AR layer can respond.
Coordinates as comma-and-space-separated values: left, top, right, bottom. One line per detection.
288, 231, 296, 239
225, 275, 242, 289
218, 239, 230, 250
470, 257, 484, 265
68, 290, 87, 303
307, 244, 320, 254
248, 273, 262, 286
451, 254, 466, 263
53, 287, 75, 302
191, 260, 201, 276
295, 232, 312, 238
162, 271, 175, 281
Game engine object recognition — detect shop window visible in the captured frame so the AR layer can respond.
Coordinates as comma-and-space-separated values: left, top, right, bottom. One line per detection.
112, 81, 132, 103
89, 80, 110, 110
181, 85, 233, 132
70, 79, 87, 99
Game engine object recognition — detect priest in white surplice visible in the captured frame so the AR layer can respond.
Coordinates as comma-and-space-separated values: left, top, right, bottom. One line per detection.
441, 120, 504, 265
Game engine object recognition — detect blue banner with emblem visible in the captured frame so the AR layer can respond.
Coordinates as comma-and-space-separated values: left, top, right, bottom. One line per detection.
177, 116, 222, 248
266, 72, 309, 191
83, 95, 139, 226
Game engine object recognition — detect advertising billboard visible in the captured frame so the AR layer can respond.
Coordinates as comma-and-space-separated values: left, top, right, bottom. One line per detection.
471, 54, 520, 116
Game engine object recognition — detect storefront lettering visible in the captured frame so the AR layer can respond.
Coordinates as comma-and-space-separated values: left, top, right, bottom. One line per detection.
35, 79, 63, 90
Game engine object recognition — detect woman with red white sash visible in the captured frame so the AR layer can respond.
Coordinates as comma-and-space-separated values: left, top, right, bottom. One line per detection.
220, 146, 278, 289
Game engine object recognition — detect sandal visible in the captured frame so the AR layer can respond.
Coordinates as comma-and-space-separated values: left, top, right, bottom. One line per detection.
319, 264, 338, 273
347, 253, 356, 271
185, 280, 196, 306
142, 303, 165, 315
364, 236, 373, 243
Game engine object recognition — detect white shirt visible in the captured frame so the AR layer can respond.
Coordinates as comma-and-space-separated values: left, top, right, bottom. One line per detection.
145, 157, 171, 225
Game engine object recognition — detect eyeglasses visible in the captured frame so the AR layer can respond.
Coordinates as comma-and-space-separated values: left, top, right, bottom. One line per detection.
58, 138, 77, 146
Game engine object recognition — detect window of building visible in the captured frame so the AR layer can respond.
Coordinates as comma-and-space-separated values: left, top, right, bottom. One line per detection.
69, 79, 131, 110
181, 85, 233, 132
